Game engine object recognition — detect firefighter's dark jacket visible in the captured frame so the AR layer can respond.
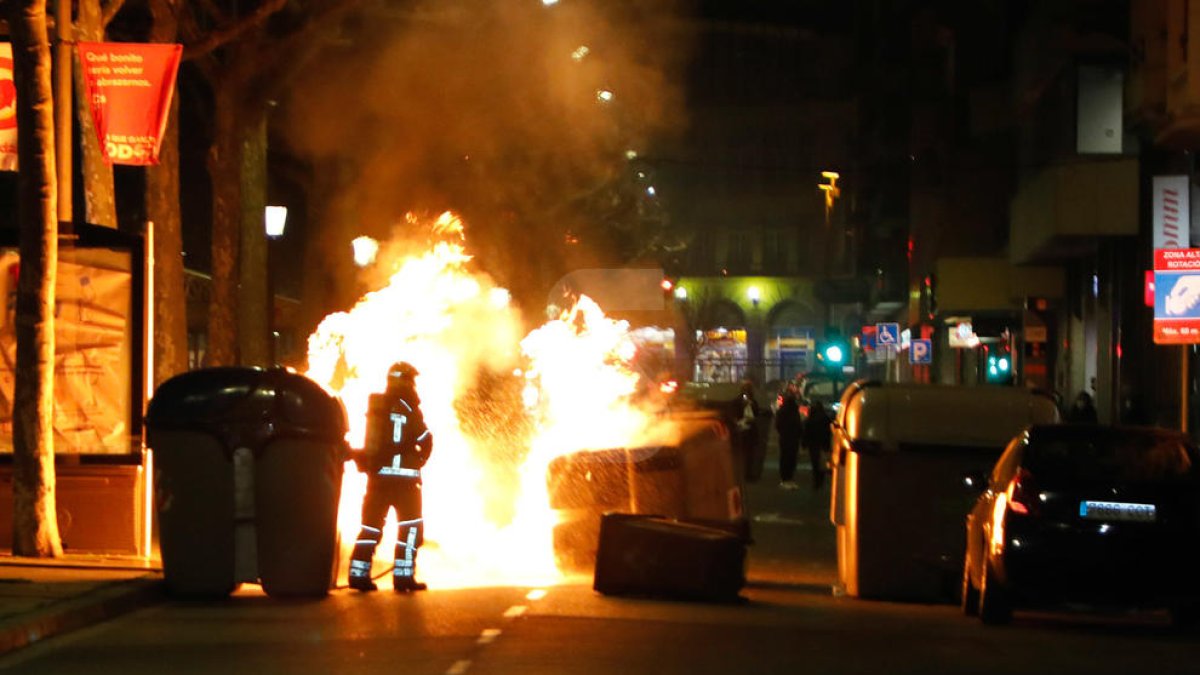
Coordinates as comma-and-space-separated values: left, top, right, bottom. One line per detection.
359, 382, 433, 473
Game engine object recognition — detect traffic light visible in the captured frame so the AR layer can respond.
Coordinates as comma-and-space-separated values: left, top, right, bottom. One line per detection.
985, 351, 1012, 384
817, 339, 849, 371
985, 331, 1015, 385
823, 342, 846, 365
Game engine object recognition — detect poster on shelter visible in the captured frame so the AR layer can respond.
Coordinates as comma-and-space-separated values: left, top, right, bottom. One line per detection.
0, 249, 132, 454
77, 42, 182, 166
0, 43, 17, 171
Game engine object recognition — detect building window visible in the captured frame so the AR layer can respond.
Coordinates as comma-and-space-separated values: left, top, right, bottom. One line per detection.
727, 230, 752, 273
763, 229, 791, 274
188, 331, 206, 370
690, 232, 714, 271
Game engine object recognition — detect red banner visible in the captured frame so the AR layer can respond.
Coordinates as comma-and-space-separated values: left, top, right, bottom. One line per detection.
78, 42, 182, 166
0, 43, 17, 171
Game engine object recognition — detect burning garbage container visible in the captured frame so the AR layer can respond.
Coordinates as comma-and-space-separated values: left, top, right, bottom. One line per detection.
547, 412, 747, 571
146, 367, 348, 598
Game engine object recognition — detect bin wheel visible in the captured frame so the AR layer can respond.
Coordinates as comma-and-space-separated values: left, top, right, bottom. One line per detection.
330, 530, 343, 591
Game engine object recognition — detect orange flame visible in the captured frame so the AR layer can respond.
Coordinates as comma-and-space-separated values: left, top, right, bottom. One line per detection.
304, 212, 660, 589
429, 211, 466, 239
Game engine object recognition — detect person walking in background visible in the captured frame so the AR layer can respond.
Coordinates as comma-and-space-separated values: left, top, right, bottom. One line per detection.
734, 380, 763, 482
802, 400, 832, 490
1119, 383, 1152, 426
1066, 390, 1099, 423
775, 388, 803, 490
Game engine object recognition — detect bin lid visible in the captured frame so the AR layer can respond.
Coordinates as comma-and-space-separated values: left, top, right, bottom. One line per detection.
146, 367, 348, 443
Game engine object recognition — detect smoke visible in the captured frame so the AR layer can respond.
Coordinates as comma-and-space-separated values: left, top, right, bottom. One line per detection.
278, 0, 691, 332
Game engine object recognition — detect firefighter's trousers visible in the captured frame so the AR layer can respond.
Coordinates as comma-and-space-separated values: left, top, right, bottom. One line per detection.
349, 471, 424, 584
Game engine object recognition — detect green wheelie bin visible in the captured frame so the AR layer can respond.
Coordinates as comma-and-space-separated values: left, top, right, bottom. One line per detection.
146, 367, 348, 598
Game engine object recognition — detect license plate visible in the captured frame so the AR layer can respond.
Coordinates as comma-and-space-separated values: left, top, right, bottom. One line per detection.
1079, 500, 1157, 522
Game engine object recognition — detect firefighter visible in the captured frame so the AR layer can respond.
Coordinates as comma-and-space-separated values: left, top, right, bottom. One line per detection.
349, 361, 433, 592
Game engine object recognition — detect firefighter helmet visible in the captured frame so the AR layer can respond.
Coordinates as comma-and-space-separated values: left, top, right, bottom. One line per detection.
389, 361, 419, 381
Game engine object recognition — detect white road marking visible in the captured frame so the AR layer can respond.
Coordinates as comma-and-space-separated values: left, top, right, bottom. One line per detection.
478, 628, 502, 645
526, 588, 547, 601
503, 605, 527, 618
446, 659, 472, 675
753, 512, 806, 525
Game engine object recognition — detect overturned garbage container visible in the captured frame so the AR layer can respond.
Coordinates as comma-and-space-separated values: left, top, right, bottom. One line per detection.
593, 513, 746, 603
547, 411, 748, 572
146, 367, 348, 599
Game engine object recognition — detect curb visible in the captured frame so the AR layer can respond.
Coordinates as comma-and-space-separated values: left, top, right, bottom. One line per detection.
0, 576, 165, 656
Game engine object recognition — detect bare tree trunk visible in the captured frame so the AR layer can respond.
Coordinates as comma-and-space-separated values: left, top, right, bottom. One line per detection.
147, 95, 187, 384
205, 83, 240, 367
74, 0, 117, 229
179, 0, 366, 370
298, 160, 359, 346
238, 115, 269, 367
147, 1, 188, 385
8, 0, 63, 557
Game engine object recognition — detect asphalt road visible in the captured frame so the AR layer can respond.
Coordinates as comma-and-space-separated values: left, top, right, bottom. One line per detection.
3, 462, 1200, 674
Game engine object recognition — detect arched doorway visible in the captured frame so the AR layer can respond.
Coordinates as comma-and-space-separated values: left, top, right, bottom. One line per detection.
692, 298, 748, 383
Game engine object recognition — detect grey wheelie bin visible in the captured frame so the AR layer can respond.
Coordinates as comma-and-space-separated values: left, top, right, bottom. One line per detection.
146, 367, 348, 598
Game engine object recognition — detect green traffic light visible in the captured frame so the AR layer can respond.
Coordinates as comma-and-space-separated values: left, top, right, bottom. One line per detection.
985, 354, 1011, 383
824, 344, 844, 364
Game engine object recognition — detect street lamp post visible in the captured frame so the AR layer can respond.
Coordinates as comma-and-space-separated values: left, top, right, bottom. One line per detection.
818, 170, 843, 333
352, 236, 379, 267
56, 0, 72, 224
747, 285, 761, 308
265, 206, 288, 239
819, 171, 841, 221
265, 206, 287, 363
818, 171, 842, 274
746, 285, 763, 383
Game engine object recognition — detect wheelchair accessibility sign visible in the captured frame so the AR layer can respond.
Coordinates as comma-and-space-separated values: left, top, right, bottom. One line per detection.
876, 322, 900, 346
909, 338, 932, 365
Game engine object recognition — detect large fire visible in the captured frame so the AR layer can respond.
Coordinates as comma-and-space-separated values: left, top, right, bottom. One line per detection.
304, 212, 664, 589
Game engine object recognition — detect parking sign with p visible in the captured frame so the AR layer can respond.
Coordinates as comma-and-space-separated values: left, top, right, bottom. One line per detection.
909, 338, 932, 365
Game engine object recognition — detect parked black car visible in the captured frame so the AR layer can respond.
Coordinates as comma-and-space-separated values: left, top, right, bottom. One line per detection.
961, 424, 1200, 626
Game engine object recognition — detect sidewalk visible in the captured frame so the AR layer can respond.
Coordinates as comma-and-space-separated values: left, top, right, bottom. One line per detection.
0, 554, 163, 655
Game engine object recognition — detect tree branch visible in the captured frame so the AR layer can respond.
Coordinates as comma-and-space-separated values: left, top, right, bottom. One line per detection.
100, 0, 125, 27
241, 0, 371, 101
182, 0, 287, 61
192, 0, 228, 29
260, 0, 367, 82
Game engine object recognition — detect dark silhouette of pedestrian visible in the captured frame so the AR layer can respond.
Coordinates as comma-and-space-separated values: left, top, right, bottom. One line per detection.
1120, 385, 1152, 426
775, 390, 802, 490
1066, 390, 1099, 424
733, 380, 762, 482
802, 401, 832, 490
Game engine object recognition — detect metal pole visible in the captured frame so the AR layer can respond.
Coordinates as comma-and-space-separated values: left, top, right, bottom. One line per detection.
143, 220, 154, 559
1183, 345, 1190, 434
54, 0, 72, 225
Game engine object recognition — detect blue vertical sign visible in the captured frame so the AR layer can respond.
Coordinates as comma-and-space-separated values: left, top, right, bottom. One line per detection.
909, 338, 932, 365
